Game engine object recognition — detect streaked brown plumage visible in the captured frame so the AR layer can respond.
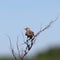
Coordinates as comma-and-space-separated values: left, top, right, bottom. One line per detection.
25, 27, 34, 39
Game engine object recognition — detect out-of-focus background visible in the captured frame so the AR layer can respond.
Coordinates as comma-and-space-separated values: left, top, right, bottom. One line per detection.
0, 0, 60, 60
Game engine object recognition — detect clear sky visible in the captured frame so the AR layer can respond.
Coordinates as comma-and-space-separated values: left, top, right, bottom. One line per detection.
0, 0, 60, 56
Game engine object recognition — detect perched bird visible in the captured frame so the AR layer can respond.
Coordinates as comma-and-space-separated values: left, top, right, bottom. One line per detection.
25, 27, 34, 39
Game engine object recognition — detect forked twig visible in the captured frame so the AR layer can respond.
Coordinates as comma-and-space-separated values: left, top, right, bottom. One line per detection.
34, 16, 59, 37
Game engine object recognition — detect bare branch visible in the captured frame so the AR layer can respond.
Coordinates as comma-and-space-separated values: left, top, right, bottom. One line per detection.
7, 35, 17, 60
34, 16, 59, 37
16, 35, 21, 59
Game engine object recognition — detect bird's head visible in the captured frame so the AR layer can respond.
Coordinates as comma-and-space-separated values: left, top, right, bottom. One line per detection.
24, 27, 30, 31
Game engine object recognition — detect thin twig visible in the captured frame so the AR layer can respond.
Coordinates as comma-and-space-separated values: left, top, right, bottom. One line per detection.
7, 35, 17, 60
16, 35, 21, 59
34, 16, 59, 37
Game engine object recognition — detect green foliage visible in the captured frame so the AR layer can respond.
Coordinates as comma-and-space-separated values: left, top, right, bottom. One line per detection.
0, 57, 12, 60
33, 47, 60, 60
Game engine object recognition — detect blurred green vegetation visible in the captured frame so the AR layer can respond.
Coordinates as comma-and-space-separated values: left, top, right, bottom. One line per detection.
0, 47, 60, 60
32, 47, 60, 60
0, 57, 12, 60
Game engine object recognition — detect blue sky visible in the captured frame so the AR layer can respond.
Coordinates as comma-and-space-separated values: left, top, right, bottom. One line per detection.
0, 0, 60, 56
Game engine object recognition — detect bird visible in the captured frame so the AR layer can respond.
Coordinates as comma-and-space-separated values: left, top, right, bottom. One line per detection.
25, 27, 34, 39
